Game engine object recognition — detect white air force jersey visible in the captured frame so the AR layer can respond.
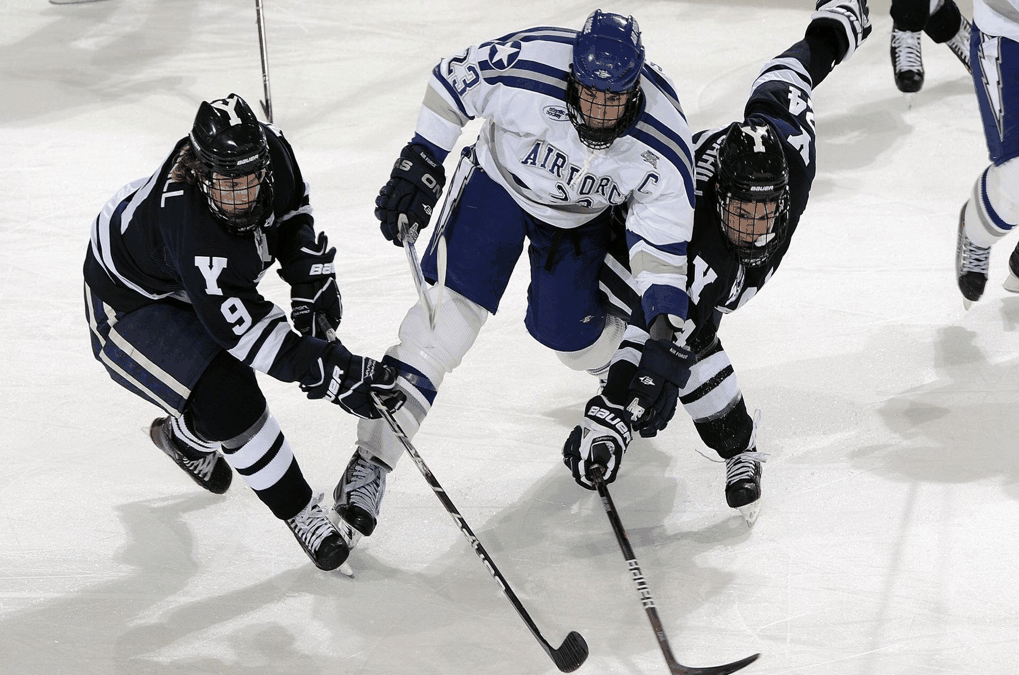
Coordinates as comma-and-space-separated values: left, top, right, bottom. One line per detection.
975, 0, 1019, 42
414, 26, 696, 322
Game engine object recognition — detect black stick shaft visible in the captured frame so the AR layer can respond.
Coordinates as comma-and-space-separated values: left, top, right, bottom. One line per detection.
254, 0, 273, 123
370, 394, 587, 672
594, 474, 759, 675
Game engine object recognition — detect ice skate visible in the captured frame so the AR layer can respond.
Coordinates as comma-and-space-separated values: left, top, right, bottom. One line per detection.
891, 27, 924, 98
944, 16, 972, 73
955, 204, 990, 309
149, 416, 232, 494
725, 448, 762, 527
285, 493, 352, 573
331, 450, 388, 550
1003, 242, 1019, 292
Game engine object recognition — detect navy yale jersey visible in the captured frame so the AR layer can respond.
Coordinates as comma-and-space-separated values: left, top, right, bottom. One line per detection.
677, 47, 819, 354
84, 125, 328, 383
416, 25, 697, 326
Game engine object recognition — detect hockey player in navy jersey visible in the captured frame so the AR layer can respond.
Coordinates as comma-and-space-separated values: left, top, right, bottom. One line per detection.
562, 0, 872, 525
330, 10, 697, 548
83, 94, 404, 571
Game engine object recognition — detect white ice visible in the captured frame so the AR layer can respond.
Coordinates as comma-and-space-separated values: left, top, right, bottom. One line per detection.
3, 1, 1016, 674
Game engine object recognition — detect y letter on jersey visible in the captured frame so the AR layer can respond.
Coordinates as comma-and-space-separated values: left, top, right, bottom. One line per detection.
194, 256, 228, 296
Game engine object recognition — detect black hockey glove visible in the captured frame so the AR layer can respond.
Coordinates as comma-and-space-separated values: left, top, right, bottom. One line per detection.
624, 339, 693, 437
563, 395, 633, 490
278, 232, 343, 339
807, 0, 871, 63
301, 343, 406, 419
375, 143, 446, 246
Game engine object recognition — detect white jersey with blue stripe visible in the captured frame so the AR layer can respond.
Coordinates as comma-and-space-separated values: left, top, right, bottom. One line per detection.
975, 0, 1019, 42
415, 25, 696, 323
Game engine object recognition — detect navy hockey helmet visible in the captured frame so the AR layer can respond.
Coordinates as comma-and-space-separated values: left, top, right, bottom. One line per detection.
566, 10, 645, 149
715, 121, 790, 267
189, 93, 275, 234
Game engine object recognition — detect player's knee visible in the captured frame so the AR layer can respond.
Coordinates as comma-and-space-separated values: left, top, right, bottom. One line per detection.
186, 351, 266, 442
393, 287, 487, 384
555, 315, 625, 372
693, 396, 754, 460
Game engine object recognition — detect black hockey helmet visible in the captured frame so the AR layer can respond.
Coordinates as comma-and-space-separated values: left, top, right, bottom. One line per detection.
566, 10, 645, 149
189, 93, 274, 234
715, 121, 790, 267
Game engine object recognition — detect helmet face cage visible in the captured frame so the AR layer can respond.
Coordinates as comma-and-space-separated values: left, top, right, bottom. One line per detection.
566, 10, 645, 149
715, 123, 791, 267
189, 94, 275, 234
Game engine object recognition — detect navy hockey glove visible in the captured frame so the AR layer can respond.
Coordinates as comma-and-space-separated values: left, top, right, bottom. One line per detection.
563, 395, 633, 490
301, 343, 406, 419
375, 143, 446, 245
808, 0, 871, 63
624, 339, 693, 437
278, 232, 343, 339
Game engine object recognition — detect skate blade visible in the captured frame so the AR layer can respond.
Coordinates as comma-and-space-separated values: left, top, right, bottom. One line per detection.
328, 508, 364, 550
737, 501, 761, 528
337, 561, 354, 578
904, 92, 916, 110
963, 297, 973, 310
1003, 272, 1019, 293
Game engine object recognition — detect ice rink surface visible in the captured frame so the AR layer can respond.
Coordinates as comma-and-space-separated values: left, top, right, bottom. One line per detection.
3, 1, 1017, 673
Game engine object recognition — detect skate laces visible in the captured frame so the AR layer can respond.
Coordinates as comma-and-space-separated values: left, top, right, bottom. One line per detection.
725, 451, 763, 484
345, 456, 386, 517
181, 452, 219, 482
947, 20, 972, 69
287, 493, 334, 553
892, 30, 922, 71
159, 418, 219, 479
959, 234, 990, 274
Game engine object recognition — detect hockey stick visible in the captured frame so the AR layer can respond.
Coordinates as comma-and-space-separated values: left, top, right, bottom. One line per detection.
370, 392, 589, 672
592, 470, 760, 675
254, 0, 273, 123
397, 214, 440, 329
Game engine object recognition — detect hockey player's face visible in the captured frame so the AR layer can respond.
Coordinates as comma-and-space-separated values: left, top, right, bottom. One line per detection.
721, 198, 780, 248
576, 84, 631, 129
209, 171, 261, 217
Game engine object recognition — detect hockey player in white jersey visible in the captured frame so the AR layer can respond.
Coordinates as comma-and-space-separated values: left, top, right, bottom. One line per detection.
561, 0, 872, 526
331, 10, 696, 547
955, 0, 1019, 305
83, 94, 404, 571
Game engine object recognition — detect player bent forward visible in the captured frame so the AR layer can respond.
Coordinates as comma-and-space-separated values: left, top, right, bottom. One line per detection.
83, 94, 403, 571
561, 0, 872, 526
331, 10, 698, 549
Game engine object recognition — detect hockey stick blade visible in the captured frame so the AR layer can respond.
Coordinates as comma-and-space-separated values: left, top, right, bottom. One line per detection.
667, 652, 759, 675
370, 393, 588, 672
549, 630, 589, 673
593, 471, 759, 675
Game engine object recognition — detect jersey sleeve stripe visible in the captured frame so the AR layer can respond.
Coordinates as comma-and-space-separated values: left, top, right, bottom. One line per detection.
753, 57, 813, 92
423, 79, 473, 126
229, 309, 292, 372
640, 66, 686, 120
626, 229, 690, 258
